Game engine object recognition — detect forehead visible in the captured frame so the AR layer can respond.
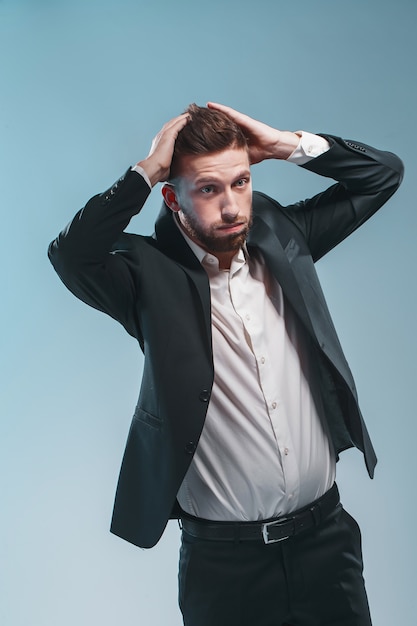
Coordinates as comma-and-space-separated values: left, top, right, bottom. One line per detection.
177, 148, 250, 183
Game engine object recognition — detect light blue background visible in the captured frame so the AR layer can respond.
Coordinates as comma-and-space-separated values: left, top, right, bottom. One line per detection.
1, 1, 415, 624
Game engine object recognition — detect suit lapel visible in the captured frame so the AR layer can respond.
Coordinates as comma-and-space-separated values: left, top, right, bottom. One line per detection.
249, 211, 356, 390
154, 205, 212, 347
248, 215, 316, 338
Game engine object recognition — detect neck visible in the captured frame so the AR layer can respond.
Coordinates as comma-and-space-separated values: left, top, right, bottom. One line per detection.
215, 251, 235, 270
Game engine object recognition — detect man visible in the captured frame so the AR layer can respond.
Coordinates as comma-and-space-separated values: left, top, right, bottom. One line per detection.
49, 103, 403, 625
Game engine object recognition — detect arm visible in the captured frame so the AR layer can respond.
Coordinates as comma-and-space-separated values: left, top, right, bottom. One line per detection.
291, 135, 404, 260
208, 102, 404, 260
48, 114, 189, 334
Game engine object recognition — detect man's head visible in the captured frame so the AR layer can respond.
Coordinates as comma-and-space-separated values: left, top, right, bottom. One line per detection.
168, 103, 248, 181
162, 104, 252, 269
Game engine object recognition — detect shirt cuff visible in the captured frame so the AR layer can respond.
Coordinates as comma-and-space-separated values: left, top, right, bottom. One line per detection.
287, 131, 330, 165
131, 164, 152, 189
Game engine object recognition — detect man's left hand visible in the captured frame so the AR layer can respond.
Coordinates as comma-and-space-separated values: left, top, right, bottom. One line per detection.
207, 102, 299, 164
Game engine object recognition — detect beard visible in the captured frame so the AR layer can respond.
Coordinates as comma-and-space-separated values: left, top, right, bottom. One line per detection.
179, 211, 252, 254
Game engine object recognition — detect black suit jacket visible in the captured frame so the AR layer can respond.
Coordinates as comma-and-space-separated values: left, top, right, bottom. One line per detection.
49, 134, 403, 548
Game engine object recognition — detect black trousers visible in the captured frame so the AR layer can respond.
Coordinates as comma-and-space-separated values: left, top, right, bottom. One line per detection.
178, 504, 372, 626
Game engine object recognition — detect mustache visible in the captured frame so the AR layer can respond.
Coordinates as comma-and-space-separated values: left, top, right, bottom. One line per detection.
213, 216, 250, 228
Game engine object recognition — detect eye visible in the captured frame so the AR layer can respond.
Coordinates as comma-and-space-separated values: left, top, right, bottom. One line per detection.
200, 185, 214, 194
234, 178, 248, 188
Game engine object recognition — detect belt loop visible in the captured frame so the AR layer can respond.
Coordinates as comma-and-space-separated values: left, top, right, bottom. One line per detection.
310, 503, 322, 527
233, 523, 241, 544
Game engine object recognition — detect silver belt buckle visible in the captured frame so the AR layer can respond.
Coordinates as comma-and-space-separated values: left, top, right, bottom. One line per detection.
262, 518, 290, 544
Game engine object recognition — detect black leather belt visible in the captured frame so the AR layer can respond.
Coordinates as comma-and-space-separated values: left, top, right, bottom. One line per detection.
181, 484, 340, 544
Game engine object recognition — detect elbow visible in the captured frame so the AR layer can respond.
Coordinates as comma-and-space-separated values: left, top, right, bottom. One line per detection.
47, 238, 60, 273
47, 234, 78, 285
395, 155, 405, 188
386, 152, 405, 192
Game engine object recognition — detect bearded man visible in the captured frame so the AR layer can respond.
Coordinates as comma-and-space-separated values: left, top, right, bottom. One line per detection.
49, 103, 403, 626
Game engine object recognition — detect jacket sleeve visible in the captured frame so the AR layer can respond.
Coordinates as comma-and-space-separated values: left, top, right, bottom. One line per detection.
48, 168, 151, 337
284, 135, 404, 261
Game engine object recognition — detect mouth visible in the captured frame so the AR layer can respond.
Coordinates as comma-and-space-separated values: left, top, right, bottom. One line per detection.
216, 222, 246, 234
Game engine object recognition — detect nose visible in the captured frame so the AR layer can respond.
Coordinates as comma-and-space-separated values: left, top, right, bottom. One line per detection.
221, 190, 239, 222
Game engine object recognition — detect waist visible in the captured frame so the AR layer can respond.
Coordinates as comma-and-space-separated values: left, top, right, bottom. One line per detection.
180, 483, 340, 544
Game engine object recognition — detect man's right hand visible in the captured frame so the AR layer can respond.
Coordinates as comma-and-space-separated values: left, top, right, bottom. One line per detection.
136, 113, 189, 187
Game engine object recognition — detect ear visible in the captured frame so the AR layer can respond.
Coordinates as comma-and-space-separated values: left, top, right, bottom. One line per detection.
162, 183, 181, 213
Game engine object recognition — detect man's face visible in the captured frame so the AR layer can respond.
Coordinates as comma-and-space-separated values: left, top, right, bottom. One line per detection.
166, 148, 252, 267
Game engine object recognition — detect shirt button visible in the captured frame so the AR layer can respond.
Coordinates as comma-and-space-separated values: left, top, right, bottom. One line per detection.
260, 357, 265, 364
271, 401, 277, 410
245, 314, 251, 321
284, 447, 289, 456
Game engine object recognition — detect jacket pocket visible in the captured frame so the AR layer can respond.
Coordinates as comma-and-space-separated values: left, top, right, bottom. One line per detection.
133, 407, 162, 430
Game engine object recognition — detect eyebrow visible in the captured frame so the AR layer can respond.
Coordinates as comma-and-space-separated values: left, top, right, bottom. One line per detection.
194, 170, 251, 186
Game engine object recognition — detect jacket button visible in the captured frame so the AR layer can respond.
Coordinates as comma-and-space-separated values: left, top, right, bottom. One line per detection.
185, 441, 196, 455
199, 390, 210, 402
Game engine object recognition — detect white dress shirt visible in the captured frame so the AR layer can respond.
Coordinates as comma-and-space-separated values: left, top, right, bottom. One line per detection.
175, 242, 336, 521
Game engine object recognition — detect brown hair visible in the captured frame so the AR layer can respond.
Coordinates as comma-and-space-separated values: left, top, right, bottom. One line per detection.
169, 103, 248, 180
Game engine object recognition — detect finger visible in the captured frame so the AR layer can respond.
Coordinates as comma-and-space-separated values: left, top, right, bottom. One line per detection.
207, 102, 258, 131
207, 102, 243, 118
148, 113, 189, 157
150, 113, 189, 151
161, 112, 190, 134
